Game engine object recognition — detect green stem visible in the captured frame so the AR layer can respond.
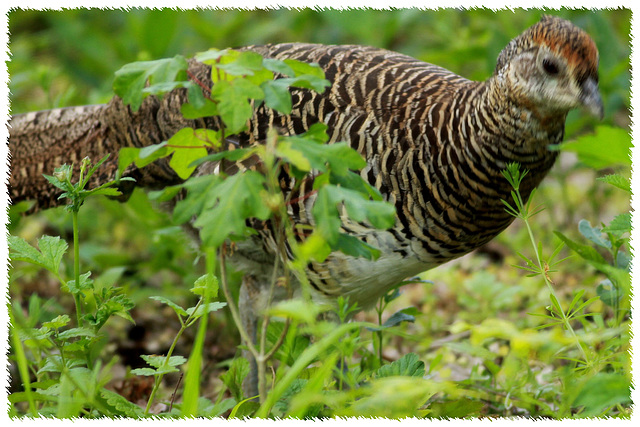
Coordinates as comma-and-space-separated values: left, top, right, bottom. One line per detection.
522, 212, 590, 365
72, 210, 83, 328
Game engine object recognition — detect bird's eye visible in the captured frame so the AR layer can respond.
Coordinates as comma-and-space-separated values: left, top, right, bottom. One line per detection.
542, 58, 560, 75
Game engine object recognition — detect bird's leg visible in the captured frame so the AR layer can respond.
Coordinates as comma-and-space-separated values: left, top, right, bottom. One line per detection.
238, 274, 260, 400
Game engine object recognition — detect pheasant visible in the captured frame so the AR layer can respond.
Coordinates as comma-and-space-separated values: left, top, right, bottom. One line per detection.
9, 15, 602, 395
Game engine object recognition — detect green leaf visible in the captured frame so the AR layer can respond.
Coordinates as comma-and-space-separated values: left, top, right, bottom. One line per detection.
191, 274, 220, 299
113, 55, 189, 111
172, 175, 224, 224
9, 235, 68, 276
118, 143, 170, 176
220, 357, 250, 402
142, 354, 187, 369
42, 315, 71, 330
375, 353, 426, 378
597, 173, 631, 193
150, 296, 188, 317
99, 389, 145, 417
192, 171, 271, 248
57, 327, 97, 341
181, 97, 218, 119
166, 127, 210, 179
602, 212, 631, 236
553, 126, 631, 169
262, 79, 294, 114
211, 78, 263, 134
334, 233, 381, 260
554, 231, 608, 265
578, 219, 611, 249
284, 58, 326, 80
67, 271, 93, 294
572, 373, 631, 417
185, 302, 227, 318
263, 58, 295, 76
596, 279, 621, 307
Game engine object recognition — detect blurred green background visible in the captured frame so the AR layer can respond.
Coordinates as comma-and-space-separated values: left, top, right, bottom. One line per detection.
6, 8, 632, 414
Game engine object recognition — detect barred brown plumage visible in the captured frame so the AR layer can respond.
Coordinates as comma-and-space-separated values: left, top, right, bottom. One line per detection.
9, 15, 603, 396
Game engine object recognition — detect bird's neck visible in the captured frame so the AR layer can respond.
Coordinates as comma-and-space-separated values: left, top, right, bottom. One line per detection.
465, 76, 562, 197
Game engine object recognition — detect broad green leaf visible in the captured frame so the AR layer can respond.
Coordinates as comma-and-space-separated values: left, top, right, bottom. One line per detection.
284, 58, 326, 80
334, 233, 381, 260
57, 327, 97, 341
188, 147, 255, 169
210, 80, 256, 134
578, 219, 611, 249
276, 140, 312, 171
375, 352, 426, 378
263, 57, 295, 77
181, 97, 218, 119
166, 127, 210, 179
143, 354, 186, 368
192, 171, 271, 248
596, 279, 621, 307
191, 273, 220, 299
113, 55, 189, 111
118, 143, 169, 176
262, 79, 294, 114
572, 373, 631, 417
173, 175, 225, 224
9, 235, 68, 276
553, 126, 631, 169
195, 48, 229, 64
130, 368, 160, 377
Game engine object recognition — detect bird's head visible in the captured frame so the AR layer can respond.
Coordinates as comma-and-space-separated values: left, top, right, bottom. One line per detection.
495, 15, 604, 120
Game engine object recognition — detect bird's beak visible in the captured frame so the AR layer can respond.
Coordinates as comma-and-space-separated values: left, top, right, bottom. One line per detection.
580, 77, 604, 119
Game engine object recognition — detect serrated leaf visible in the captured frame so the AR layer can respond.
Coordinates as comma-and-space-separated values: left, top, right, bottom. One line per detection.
553, 126, 631, 169
375, 353, 426, 378
597, 174, 631, 193
67, 271, 93, 294
42, 315, 71, 330
192, 171, 271, 248
220, 357, 250, 402
191, 274, 219, 299
130, 368, 159, 377
57, 327, 97, 340
9, 235, 68, 276
602, 213, 631, 236
100, 389, 145, 417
